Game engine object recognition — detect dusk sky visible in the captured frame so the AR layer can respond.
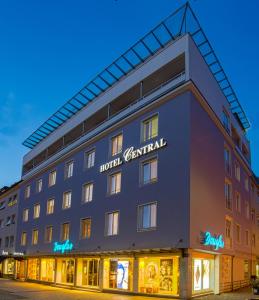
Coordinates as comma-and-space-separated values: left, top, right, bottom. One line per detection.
0, 0, 258, 187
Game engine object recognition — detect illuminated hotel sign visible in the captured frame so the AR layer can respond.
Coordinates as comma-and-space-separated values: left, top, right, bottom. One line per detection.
100, 138, 167, 173
202, 231, 224, 250
1, 250, 24, 256
53, 240, 73, 254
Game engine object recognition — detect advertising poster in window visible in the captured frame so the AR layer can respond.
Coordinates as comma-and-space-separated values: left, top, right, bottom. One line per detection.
117, 261, 129, 289
202, 260, 210, 289
193, 259, 202, 291
160, 259, 173, 292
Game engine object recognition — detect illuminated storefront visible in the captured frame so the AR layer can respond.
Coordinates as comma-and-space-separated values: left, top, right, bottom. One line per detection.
27, 258, 40, 280
56, 258, 75, 285
138, 256, 179, 295
103, 258, 133, 291
76, 258, 99, 287
2, 258, 15, 276
40, 259, 55, 282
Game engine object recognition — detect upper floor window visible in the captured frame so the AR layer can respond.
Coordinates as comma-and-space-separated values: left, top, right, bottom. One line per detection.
25, 185, 31, 199
33, 204, 40, 219
9, 236, 14, 248
235, 192, 241, 213
82, 183, 93, 203
32, 229, 39, 245
5, 236, 9, 248
85, 149, 95, 169
23, 209, 29, 222
245, 176, 249, 192
252, 233, 256, 248
142, 115, 158, 142
225, 217, 232, 249
225, 180, 232, 210
105, 211, 119, 236
45, 226, 53, 243
223, 110, 230, 133
62, 191, 72, 209
236, 224, 241, 244
46, 199, 55, 215
234, 161, 240, 181
108, 172, 121, 195
65, 161, 74, 179
142, 158, 158, 185
224, 146, 231, 176
80, 218, 91, 239
111, 134, 123, 156
138, 202, 157, 231
61, 223, 70, 241
36, 179, 43, 193
21, 232, 27, 246
49, 170, 57, 187
245, 201, 250, 219
251, 208, 256, 223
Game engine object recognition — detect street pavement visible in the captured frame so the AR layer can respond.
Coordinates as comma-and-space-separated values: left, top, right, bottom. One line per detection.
0, 279, 259, 300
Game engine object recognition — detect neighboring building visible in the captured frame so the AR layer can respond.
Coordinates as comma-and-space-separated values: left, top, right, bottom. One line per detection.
0, 181, 22, 278
14, 3, 259, 298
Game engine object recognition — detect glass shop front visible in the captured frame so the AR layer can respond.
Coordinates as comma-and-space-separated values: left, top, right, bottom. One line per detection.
56, 258, 75, 285
76, 258, 99, 288
27, 258, 40, 280
40, 259, 55, 282
2, 258, 15, 276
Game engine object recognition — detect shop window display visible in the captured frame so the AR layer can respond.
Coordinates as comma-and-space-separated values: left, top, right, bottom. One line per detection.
27, 259, 40, 280
193, 258, 213, 293
138, 256, 179, 295
40, 259, 55, 282
56, 258, 75, 285
76, 258, 99, 287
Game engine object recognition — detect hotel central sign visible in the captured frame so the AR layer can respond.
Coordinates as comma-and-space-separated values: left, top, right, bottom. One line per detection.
100, 138, 167, 173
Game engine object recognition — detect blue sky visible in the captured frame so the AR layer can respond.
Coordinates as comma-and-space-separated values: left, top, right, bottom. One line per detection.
0, 0, 258, 187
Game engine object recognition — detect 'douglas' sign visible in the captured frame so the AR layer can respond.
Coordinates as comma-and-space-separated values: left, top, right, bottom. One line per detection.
100, 138, 167, 173
202, 231, 224, 250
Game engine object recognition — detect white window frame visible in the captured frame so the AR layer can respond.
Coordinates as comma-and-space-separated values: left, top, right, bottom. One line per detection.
105, 211, 119, 236
33, 204, 40, 219
36, 179, 43, 193
23, 209, 29, 222
141, 157, 158, 185
108, 172, 121, 195
82, 182, 93, 203
85, 149, 95, 169
46, 198, 55, 215
49, 170, 57, 187
21, 232, 27, 246
32, 229, 39, 245
111, 133, 123, 157
25, 185, 31, 199
80, 218, 91, 239
141, 114, 158, 142
65, 160, 74, 179
62, 191, 72, 210
61, 222, 70, 241
138, 202, 157, 231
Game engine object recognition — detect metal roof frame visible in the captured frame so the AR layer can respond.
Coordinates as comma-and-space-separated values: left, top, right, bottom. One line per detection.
23, 2, 250, 149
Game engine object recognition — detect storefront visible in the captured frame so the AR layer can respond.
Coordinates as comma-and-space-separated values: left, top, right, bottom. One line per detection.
40, 258, 55, 282
56, 258, 75, 285
76, 258, 99, 288
138, 255, 179, 295
27, 258, 40, 280
192, 252, 215, 295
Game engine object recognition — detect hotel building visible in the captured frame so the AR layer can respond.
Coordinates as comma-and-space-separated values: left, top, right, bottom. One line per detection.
14, 3, 259, 298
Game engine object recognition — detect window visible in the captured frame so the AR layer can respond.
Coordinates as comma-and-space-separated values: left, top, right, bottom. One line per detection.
108, 172, 121, 195
245, 230, 249, 246
225, 217, 232, 249
234, 162, 240, 181
25, 185, 31, 198
105, 211, 119, 236
223, 110, 230, 133
21, 232, 27, 246
245, 201, 250, 219
80, 218, 91, 239
111, 134, 123, 156
36, 179, 43, 193
11, 214, 15, 224
251, 209, 256, 223
33, 204, 40, 219
236, 224, 242, 245
82, 183, 93, 203
6, 216, 11, 226
23, 209, 29, 222
65, 161, 74, 179
138, 202, 157, 231
142, 115, 158, 142
142, 158, 158, 184
85, 149, 95, 169
47, 199, 55, 215
32, 229, 39, 245
224, 147, 231, 176
225, 180, 232, 210
61, 223, 70, 241
49, 170, 57, 187
9, 236, 14, 248
5, 236, 9, 248
63, 191, 72, 209
45, 226, 53, 243
252, 233, 256, 247
245, 176, 249, 191
235, 192, 241, 213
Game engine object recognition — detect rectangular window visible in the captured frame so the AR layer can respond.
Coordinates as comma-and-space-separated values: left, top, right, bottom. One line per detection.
61, 223, 70, 241
225, 180, 232, 210
225, 217, 232, 249
224, 147, 231, 176
9, 236, 14, 248
105, 211, 119, 236
236, 224, 241, 244
65, 161, 74, 179
46, 199, 55, 215
111, 134, 123, 156
245, 201, 250, 219
49, 170, 57, 187
25, 185, 31, 199
142, 158, 158, 184
5, 236, 9, 248
23, 209, 29, 222
33, 204, 40, 219
21, 232, 27, 246
32, 229, 39, 245
235, 192, 241, 213
85, 149, 95, 169
138, 202, 157, 231
234, 162, 240, 181
63, 191, 72, 209
45, 226, 53, 243
82, 183, 93, 203
245, 176, 249, 191
80, 218, 91, 239
36, 179, 43, 193
108, 172, 121, 195
245, 230, 249, 246
142, 115, 158, 142
251, 209, 255, 223
223, 110, 230, 133
252, 233, 256, 248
